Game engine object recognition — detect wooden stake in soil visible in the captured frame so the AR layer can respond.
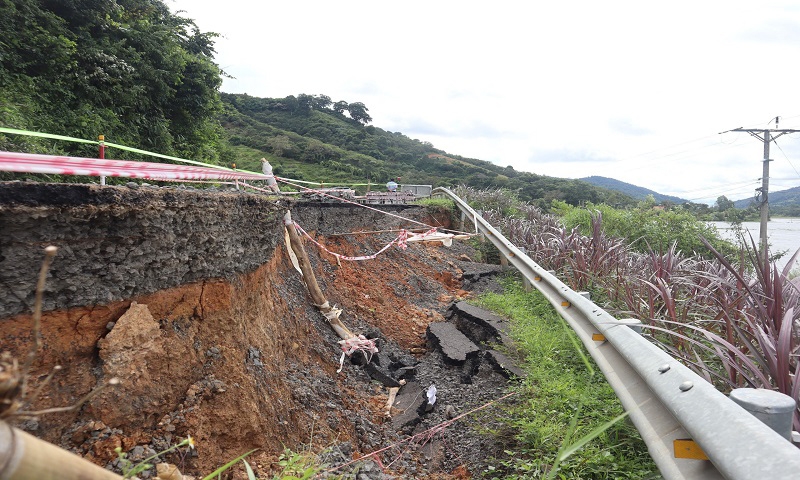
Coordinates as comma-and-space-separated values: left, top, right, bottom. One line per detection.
385, 386, 400, 418
283, 211, 355, 341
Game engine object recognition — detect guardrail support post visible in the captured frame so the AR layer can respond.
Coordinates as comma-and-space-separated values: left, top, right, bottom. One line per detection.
578, 291, 590, 300
729, 388, 797, 441
499, 254, 508, 269
522, 277, 532, 292
617, 318, 643, 335
518, 248, 533, 291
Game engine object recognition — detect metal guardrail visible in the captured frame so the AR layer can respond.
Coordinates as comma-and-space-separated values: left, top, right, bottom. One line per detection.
433, 187, 800, 480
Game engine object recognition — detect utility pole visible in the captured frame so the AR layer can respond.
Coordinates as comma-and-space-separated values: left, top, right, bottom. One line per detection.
722, 118, 800, 261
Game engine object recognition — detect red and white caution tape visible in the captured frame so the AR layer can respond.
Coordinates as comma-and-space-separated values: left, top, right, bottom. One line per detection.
406, 229, 455, 246
337, 334, 379, 373
0, 151, 271, 182
292, 221, 417, 261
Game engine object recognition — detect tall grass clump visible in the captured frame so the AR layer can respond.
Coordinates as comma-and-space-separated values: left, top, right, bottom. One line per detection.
455, 186, 800, 433
475, 278, 658, 479
557, 199, 738, 259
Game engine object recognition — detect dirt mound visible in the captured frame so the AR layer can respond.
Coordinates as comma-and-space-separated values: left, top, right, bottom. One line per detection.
0, 183, 515, 478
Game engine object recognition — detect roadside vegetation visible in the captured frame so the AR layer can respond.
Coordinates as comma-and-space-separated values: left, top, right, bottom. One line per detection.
474, 277, 658, 479
0, 0, 228, 164
456, 185, 800, 435
553, 197, 738, 259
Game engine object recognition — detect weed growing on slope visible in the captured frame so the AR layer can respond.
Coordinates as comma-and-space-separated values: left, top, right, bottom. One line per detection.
474, 276, 659, 479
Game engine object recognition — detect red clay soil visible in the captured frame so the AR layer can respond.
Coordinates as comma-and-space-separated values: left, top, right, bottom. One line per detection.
0, 206, 484, 478
319, 233, 469, 350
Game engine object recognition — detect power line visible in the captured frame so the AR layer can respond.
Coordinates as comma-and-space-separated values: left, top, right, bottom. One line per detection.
725, 119, 800, 258
674, 179, 760, 196
617, 139, 752, 175
769, 184, 800, 191
617, 134, 719, 161
685, 185, 760, 204
620, 114, 800, 163
598, 115, 800, 174
773, 138, 800, 178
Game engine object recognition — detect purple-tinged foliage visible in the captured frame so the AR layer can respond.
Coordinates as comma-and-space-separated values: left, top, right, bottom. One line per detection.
455, 186, 800, 431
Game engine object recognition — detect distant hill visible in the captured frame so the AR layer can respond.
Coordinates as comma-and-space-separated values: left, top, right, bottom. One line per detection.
579, 176, 689, 204
734, 185, 800, 216
219, 93, 639, 209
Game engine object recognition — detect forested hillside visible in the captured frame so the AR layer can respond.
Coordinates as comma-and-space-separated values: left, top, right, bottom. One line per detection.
733, 185, 800, 217
0, 0, 635, 208
220, 93, 637, 207
0, 0, 228, 163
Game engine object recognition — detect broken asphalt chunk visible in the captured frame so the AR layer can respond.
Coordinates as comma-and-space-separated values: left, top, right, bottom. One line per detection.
426, 322, 480, 365
391, 381, 426, 433
484, 350, 526, 380
452, 301, 513, 348
363, 362, 401, 388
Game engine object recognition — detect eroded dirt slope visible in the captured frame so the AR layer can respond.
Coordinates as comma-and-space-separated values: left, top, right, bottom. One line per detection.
1, 183, 512, 478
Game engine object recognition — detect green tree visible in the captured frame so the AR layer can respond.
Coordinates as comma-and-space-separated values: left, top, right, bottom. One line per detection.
562, 202, 737, 259
296, 94, 313, 114
311, 94, 332, 110
716, 195, 735, 212
346, 102, 372, 125
0, 0, 227, 163
332, 101, 348, 115
681, 202, 712, 218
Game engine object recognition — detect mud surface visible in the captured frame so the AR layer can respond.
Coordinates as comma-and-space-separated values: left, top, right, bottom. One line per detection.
0, 182, 520, 479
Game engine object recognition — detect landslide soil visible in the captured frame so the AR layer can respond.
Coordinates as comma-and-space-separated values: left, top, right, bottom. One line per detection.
0, 185, 517, 479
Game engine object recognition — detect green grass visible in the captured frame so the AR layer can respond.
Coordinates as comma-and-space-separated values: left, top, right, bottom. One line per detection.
474, 276, 659, 479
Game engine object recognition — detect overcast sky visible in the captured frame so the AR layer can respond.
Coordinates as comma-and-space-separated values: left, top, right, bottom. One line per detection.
170, 0, 800, 205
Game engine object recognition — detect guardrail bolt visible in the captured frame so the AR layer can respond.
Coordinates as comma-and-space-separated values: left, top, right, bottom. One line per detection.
730, 388, 796, 441
679, 381, 693, 392
658, 364, 671, 373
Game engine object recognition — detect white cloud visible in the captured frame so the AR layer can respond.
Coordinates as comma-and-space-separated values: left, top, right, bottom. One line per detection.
170, 0, 800, 205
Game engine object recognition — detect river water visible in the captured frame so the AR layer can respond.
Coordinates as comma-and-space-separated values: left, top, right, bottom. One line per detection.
709, 218, 800, 272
